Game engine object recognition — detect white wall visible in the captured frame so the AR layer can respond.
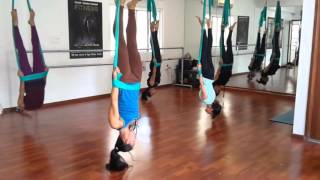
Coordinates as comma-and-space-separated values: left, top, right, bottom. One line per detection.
0, 0, 185, 108
293, 0, 316, 135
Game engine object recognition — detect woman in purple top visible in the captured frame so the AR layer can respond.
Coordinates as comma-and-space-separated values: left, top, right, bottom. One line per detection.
12, 9, 48, 111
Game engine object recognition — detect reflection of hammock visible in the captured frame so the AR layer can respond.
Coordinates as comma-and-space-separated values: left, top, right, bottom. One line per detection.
147, 0, 161, 68
11, 0, 48, 82
197, 0, 214, 76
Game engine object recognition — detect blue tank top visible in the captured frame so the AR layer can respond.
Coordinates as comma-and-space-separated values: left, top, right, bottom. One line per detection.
199, 77, 216, 105
118, 89, 140, 128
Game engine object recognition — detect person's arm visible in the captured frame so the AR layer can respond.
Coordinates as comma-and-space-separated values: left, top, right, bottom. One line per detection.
198, 64, 207, 100
108, 68, 124, 129
17, 71, 25, 110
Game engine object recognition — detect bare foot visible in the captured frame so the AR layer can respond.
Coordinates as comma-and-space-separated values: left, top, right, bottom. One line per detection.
154, 20, 159, 31
230, 22, 237, 31
28, 9, 35, 26
127, 0, 140, 10
11, 10, 18, 26
196, 16, 202, 26
150, 20, 159, 32
206, 18, 212, 29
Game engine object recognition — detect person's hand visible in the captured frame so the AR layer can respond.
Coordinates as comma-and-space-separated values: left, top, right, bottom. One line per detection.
17, 70, 24, 77
112, 67, 120, 80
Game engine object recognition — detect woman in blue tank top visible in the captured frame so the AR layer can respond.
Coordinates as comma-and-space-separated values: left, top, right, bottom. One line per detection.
197, 17, 220, 118
106, 0, 142, 172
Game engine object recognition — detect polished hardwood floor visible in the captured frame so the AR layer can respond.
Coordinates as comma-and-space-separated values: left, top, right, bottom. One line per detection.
1, 86, 320, 180
227, 68, 298, 95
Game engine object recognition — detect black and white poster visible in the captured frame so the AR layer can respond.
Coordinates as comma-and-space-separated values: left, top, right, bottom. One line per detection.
236, 16, 249, 50
68, 0, 103, 59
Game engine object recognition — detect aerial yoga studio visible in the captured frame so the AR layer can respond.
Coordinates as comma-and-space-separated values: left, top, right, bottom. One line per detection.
0, 0, 319, 179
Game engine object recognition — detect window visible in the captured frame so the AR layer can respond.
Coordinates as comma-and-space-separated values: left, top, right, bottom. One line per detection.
109, 6, 162, 51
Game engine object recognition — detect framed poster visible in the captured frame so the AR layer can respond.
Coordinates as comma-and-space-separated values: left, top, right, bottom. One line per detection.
266, 17, 283, 49
236, 16, 250, 50
68, 0, 103, 59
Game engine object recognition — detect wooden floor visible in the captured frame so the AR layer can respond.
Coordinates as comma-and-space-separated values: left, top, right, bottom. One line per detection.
227, 68, 298, 95
1, 86, 320, 180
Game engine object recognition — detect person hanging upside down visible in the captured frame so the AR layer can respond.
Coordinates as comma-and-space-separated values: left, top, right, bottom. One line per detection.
248, 28, 267, 80
12, 9, 49, 111
196, 17, 220, 118
141, 20, 162, 101
107, 0, 142, 171
257, 27, 281, 85
213, 22, 237, 95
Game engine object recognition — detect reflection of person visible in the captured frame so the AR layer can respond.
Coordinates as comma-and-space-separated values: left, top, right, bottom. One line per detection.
141, 20, 162, 101
213, 22, 237, 95
196, 17, 217, 118
248, 28, 267, 80
107, 0, 142, 172
12, 9, 48, 111
257, 27, 281, 85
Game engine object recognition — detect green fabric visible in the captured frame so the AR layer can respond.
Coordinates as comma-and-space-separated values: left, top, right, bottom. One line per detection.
20, 71, 48, 82
113, 79, 141, 91
255, 53, 265, 57
259, 6, 267, 28
275, 1, 282, 30
197, 0, 207, 76
220, 0, 230, 57
221, 64, 232, 67
113, 0, 121, 69
112, 0, 141, 90
12, 0, 48, 82
27, 0, 32, 11
222, 0, 231, 26
148, 0, 161, 68
209, 0, 214, 17
147, 0, 157, 21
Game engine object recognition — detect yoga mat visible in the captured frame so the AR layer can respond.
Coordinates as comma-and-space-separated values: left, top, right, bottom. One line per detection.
271, 109, 294, 125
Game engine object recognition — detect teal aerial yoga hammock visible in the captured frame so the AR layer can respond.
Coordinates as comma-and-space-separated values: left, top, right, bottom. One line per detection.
12, 0, 48, 82
254, 6, 268, 58
197, 0, 214, 76
147, 0, 161, 68
112, 0, 141, 90
274, 1, 282, 31
259, 6, 267, 28
273, 0, 282, 63
219, 0, 231, 62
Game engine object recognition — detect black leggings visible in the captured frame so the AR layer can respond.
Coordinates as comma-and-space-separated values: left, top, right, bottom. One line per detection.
261, 30, 280, 77
201, 29, 214, 80
249, 32, 266, 71
221, 29, 233, 64
147, 31, 162, 87
214, 29, 233, 86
